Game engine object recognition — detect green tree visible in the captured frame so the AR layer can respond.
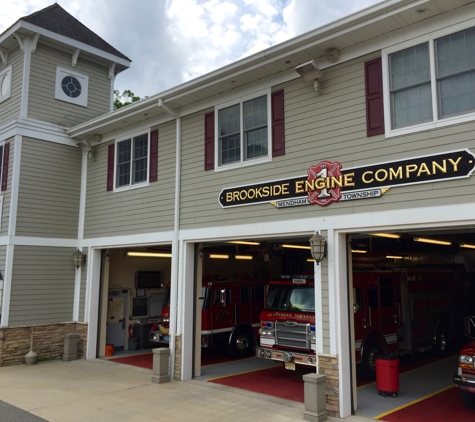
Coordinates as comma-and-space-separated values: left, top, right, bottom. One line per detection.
114, 89, 143, 110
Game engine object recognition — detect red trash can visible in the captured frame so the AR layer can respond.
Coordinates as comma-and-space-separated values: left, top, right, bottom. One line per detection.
375, 354, 399, 397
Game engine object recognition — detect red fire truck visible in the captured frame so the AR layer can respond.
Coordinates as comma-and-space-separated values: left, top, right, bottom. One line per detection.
256, 267, 466, 377
454, 316, 475, 409
149, 275, 267, 357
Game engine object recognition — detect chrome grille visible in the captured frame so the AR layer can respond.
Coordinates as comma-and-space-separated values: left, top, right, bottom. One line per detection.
275, 321, 310, 349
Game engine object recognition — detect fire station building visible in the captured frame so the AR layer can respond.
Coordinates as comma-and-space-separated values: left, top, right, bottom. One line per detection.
1, 0, 475, 419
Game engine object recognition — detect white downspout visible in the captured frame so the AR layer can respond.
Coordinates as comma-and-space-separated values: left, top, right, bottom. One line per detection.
158, 99, 181, 380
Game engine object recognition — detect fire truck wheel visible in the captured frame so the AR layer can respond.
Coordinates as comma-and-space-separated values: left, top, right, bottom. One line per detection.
360, 338, 382, 380
434, 326, 450, 356
461, 391, 475, 409
228, 329, 253, 358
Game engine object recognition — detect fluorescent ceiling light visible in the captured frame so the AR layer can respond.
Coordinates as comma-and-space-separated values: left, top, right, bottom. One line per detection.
306, 258, 314, 262
461, 243, 475, 249
227, 241, 260, 246
373, 233, 401, 239
413, 237, 451, 246
351, 250, 367, 253
126, 251, 172, 258
386, 255, 403, 259
281, 244, 311, 250
209, 254, 229, 259
235, 255, 253, 260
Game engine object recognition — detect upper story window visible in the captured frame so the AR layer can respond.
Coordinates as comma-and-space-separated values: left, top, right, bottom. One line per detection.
116, 134, 148, 188
55, 67, 88, 107
0, 66, 12, 104
382, 24, 475, 136
204, 89, 285, 171
106, 129, 159, 192
218, 94, 269, 167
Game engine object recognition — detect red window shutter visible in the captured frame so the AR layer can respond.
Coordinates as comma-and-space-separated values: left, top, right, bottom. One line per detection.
204, 111, 215, 171
271, 89, 285, 157
1, 142, 9, 191
149, 129, 158, 182
107, 143, 115, 191
365, 57, 385, 137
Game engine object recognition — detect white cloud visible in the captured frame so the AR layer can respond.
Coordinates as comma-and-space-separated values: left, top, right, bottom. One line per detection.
1, 0, 381, 99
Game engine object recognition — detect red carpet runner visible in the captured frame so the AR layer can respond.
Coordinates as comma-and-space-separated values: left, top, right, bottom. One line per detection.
209, 365, 305, 402
379, 386, 474, 422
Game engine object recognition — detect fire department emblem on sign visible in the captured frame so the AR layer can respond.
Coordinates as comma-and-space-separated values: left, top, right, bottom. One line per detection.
307, 160, 343, 207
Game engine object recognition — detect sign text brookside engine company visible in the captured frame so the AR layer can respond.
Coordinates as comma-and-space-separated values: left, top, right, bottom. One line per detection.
218, 149, 475, 208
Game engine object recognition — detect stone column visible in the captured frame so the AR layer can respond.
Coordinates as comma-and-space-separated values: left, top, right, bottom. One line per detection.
303, 373, 327, 422
62, 333, 79, 361
151, 348, 170, 384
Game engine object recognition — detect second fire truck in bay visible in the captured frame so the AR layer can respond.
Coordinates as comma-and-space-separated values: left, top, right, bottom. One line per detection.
256, 267, 466, 377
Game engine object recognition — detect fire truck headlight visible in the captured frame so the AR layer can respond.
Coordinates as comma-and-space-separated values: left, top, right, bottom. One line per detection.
163, 318, 170, 323
310, 325, 316, 342
460, 355, 474, 368
259, 328, 275, 337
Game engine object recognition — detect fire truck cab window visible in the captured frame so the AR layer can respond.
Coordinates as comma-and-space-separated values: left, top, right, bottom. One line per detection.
266, 284, 314, 311
380, 277, 394, 307
240, 287, 249, 303
201, 287, 212, 310
215, 288, 231, 306
368, 288, 378, 308
288, 288, 315, 311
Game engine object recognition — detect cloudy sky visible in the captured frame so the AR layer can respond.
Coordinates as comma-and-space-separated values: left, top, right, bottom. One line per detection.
2, 0, 381, 99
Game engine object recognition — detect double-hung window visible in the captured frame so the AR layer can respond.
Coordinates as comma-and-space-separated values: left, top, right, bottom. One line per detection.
116, 133, 148, 188
217, 91, 271, 169
384, 25, 475, 135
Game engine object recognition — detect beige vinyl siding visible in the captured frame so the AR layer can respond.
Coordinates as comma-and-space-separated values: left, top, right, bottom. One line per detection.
0, 46, 23, 126
16, 138, 81, 238
0, 138, 14, 236
179, 53, 475, 229
84, 121, 176, 238
8, 245, 76, 326
27, 42, 110, 127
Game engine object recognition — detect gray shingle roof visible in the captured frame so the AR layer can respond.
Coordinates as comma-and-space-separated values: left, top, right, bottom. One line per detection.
21, 3, 131, 62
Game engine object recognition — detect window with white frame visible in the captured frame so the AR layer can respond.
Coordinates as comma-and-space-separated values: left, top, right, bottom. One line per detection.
386, 26, 475, 133
0, 66, 12, 104
55, 67, 89, 107
116, 133, 148, 188
217, 92, 270, 168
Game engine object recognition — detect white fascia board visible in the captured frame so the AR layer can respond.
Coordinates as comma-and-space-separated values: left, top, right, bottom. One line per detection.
0, 22, 22, 46
0, 118, 75, 146
7, 236, 79, 247
81, 230, 174, 249
18, 21, 130, 69
177, 201, 475, 244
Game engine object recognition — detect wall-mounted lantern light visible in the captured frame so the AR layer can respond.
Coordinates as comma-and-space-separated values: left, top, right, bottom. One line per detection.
73, 249, 86, 269
309, 232, 327, 265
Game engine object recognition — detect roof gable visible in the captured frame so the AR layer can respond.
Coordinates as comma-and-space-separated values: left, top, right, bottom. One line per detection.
21, 3, 130, 62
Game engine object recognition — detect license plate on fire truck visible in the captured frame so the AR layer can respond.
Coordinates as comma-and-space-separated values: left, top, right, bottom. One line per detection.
285, 362, 296, 371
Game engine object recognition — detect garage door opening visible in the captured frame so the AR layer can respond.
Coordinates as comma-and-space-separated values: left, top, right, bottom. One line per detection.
351, 228, 475, 420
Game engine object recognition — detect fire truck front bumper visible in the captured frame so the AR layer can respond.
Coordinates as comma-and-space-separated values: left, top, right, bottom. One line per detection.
255, 347, 316, 367
454, 371, 475, 394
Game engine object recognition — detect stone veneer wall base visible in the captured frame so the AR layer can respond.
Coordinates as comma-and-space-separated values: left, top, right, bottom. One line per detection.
0, 323, 87, 367
318, 354, 340, 418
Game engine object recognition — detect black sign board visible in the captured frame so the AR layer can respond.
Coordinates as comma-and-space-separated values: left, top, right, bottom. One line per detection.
218, 149, 475, 208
